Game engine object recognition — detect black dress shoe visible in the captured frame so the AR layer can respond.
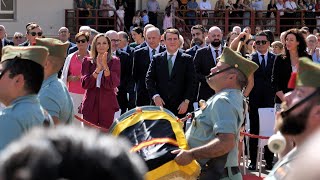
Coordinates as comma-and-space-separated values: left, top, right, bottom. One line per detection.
248, 164, 256, 170
265, 164, 273, 170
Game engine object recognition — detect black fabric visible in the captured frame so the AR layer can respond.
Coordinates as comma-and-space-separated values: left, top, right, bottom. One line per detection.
119, 119, 178, 171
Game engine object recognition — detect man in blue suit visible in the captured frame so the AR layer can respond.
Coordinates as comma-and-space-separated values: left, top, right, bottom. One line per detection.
146, 28, 196, 117
248, 31, 276, 170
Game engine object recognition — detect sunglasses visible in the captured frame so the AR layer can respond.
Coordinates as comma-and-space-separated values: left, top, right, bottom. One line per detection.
29, 32, 43, 36
281, 88, 320, 118
76, 39, 87, 43
255, 40, 268, 45
206, 66, 234, 80
14, 36, 23, 39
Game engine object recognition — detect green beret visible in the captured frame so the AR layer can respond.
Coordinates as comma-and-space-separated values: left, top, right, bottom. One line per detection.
296, 57, 320, 87
1, 46, 49, 66
219, 47, 259, 78
36, 38, 69, 59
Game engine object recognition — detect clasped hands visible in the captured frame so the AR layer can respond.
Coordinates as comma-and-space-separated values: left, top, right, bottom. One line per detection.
96, 52, 110, 76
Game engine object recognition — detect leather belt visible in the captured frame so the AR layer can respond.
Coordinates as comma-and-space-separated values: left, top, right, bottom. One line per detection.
221, 167, 240, 178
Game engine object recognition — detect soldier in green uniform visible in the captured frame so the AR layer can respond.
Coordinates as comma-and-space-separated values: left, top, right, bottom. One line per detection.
0, 46, 53, 150
36, 38, 74, 124
266, 58, 320, 180
172, 47, 258, 180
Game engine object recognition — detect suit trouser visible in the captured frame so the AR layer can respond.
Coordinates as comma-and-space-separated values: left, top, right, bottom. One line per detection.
117, 88, 128, 115
249, 106, 274, 165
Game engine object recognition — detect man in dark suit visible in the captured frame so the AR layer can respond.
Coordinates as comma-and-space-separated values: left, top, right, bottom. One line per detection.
134, 24, 155, 51
133, 27, 165, 106
146, 28, 196, 117
185, 25, 207, 58
193, 26, 223, 102
248, 31, 276, 170
58, 27, 75, 53
117, 31, 135, 111
106, 30, 131, 115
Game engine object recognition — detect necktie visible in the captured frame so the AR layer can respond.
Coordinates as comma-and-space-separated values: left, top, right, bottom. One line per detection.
214, 50, 219, 64
260, 55, 266, 71
152, 49, 156, 56
168, 55, 173, 76
0, 40, 3, 58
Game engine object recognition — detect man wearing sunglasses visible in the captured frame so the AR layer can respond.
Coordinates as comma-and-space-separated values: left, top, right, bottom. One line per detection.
19, 23, 43, 46
173, 48, 258, 179
0, 46, 53, 150
36, 38, 74, 125
247, 31, 277, 170
266, 58, 320, 179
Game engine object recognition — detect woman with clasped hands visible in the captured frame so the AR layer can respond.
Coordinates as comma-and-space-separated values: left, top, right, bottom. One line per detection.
80, 33, 121, 129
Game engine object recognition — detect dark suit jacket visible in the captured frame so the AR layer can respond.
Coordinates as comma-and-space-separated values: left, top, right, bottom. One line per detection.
116, 50, 131, 91
146, 50, 196, 116
134, 41, 147, 51
271, 54, 311, 103
133, 45, 166, 106
185, 45, 199, 58
249, 52, 276, 107
68, 41, 76, 53
3, 39, 14, 46
193, 46, 222, 101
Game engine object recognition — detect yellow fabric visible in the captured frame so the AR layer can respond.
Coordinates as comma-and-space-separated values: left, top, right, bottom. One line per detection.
111, 108, 201, 180
111, 109, 188, 149
146, 160, 200, 180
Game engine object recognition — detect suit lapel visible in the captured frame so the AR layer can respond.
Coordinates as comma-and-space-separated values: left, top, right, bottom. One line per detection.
266, 52, 274, 71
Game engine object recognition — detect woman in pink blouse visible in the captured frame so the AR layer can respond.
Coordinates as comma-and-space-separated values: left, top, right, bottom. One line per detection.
61, 32, 90, 124
80, 33, 121, 129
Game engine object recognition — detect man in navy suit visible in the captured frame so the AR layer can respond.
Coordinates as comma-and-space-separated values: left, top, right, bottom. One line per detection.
146, 28, 196, 117
133, 27, 165, 106
106, 30, 132, 115
117, 31, 135, 111
248, 31, 276, 170
185, 25, 207, 58
193, 26, 223, 102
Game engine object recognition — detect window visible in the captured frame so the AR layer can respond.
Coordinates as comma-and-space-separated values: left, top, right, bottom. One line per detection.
0, 0, 15, 20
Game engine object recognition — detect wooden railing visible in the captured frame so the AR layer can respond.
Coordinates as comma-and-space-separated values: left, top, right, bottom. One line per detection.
176, 9, 320, 36
66, 8, 319, 48
65, 8, 126, 38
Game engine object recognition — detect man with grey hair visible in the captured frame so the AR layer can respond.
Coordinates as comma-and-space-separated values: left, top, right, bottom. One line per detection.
106, 30, 132, 114
306, 34, 320, 63
68, 26, 92, 54
134, 24, 155, 50
133, 27, 166, 106
58, 27, 75, 53
0, 25, 13, 48
193, 26, 224, 102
